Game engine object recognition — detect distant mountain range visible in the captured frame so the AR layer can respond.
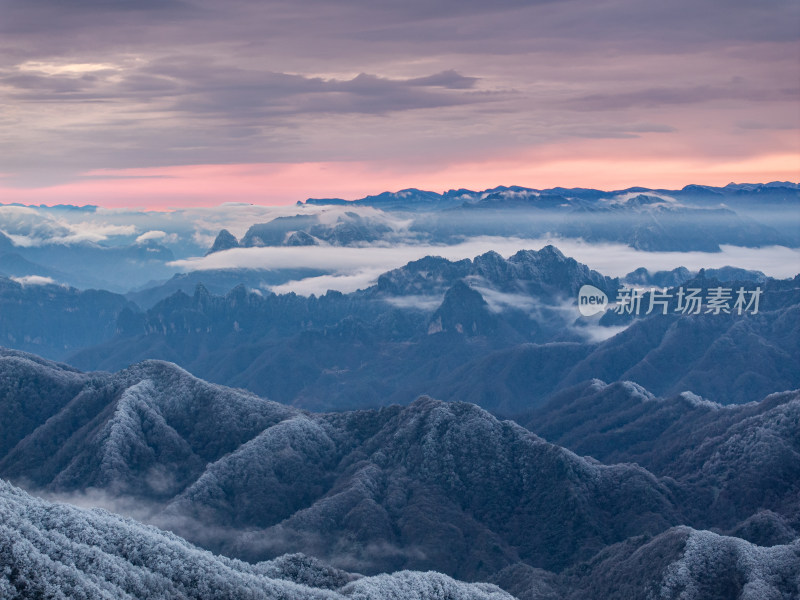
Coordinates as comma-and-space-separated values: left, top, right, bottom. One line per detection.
195, 183, 800, 254
0, 182, 797, 299
126, 267, 330, 310
624, 265, 767, 287
429, 273, 799, 412
0, 276, 137, 360
301, 182, 800, 212
61, 248, 799, 411
0, 348, 797, 599
0, 230, 176, 292
0, 245, 795, 410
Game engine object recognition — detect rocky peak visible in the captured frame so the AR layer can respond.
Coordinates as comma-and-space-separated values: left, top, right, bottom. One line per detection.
206, 229, 239, 255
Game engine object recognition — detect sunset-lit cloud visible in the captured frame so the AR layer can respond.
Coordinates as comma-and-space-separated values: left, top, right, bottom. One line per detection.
0, 0, 797, 207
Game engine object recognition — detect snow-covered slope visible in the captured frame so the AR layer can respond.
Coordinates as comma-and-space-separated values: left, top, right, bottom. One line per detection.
0, 479, 512, 600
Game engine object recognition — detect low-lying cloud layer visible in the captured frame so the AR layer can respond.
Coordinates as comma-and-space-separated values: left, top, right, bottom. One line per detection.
0, 206, 141, 246
170, 237, 800, 295
9, 275, 59, 287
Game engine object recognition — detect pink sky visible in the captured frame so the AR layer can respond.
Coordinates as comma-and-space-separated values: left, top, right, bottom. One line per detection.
2, 147, 797, 210
1, 1, 797, 209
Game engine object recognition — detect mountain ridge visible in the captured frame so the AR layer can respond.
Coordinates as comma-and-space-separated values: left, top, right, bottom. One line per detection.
1, 350, 798, 598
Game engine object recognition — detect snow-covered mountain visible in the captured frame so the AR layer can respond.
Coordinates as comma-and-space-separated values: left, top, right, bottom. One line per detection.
0, 479, 513, 600
1, 348, 798, 599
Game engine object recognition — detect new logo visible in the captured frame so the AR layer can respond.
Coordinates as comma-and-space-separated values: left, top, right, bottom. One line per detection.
578, 285, 608, 316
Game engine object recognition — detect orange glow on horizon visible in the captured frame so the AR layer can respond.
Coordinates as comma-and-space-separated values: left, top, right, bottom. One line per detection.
1, 151, 797, 210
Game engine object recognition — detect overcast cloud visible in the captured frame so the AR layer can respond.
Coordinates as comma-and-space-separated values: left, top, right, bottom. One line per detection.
0, 0, 797, 200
